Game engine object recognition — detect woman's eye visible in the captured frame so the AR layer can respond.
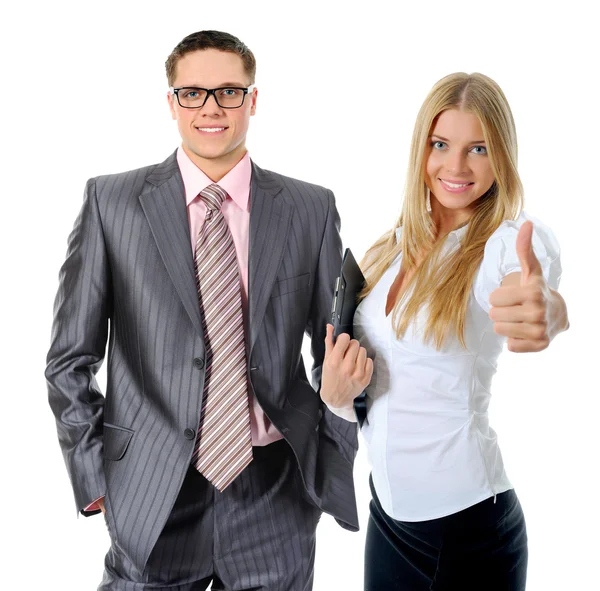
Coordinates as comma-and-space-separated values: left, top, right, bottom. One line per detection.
471, 146, 487, 155
432, 141, 447, 150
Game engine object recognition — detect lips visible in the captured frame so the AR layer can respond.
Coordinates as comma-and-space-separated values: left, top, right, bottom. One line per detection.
439, 179, 473, 189
437, 178, 475, 195
195, 126, 227, 133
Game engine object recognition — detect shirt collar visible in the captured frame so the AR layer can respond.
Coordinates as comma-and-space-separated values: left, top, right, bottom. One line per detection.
445, 223, 469, 246
176, 146, 251, 212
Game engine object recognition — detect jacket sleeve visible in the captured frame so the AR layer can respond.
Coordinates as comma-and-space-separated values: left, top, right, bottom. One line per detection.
45, 178, 112, 515
306, 189, 359, 463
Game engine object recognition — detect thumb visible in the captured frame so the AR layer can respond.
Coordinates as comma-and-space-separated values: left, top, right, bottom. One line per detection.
325, 324, 335, 357
516, 220, 542, 285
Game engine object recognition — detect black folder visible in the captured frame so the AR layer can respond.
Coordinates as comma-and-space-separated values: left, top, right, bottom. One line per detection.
330, 248, 368, 426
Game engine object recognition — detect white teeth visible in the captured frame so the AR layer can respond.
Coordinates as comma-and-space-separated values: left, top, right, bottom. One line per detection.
441, 179, 470, 189
197, 127, 225, 133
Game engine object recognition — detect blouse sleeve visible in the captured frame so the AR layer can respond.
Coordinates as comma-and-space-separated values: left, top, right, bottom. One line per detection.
473, 211, 562, 314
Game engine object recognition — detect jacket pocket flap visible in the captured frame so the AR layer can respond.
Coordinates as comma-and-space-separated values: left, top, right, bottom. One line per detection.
271, 273, 311, 298
103, 423, 134, 461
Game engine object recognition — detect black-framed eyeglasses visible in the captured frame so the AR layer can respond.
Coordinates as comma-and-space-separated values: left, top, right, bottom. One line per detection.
169, 85, 255, 109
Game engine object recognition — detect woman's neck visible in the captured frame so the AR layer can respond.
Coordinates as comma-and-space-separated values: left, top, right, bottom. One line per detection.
430, 205, 473, 238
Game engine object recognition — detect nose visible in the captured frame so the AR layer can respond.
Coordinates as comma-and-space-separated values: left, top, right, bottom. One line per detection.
200, 92, 224, 116
445, 149, 469, 175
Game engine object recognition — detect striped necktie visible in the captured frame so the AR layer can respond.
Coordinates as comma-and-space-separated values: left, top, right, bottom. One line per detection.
191, 183, 253, 491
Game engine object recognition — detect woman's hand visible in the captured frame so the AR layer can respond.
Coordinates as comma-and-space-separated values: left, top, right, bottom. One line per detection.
490, 221, 569, 352
320, 324, 373, 410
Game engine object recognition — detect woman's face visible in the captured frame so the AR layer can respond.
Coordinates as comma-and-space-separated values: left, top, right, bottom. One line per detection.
425, 109, 495, 217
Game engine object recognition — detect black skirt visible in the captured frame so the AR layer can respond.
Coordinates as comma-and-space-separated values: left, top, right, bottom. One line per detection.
365, 475, 528, 590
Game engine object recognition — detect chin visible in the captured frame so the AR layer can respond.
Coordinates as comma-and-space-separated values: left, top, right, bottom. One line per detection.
429, 197, 478, 217
442, 198, 477, 209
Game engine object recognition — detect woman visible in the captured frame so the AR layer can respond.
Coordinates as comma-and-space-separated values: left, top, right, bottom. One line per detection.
321, 73, 566, 590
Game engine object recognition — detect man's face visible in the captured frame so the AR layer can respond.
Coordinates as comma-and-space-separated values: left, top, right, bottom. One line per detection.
168, 49, 257, 171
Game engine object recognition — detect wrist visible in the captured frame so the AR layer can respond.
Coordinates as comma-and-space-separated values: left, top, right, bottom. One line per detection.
549, 289, 569, 337
319, 385, 338, 407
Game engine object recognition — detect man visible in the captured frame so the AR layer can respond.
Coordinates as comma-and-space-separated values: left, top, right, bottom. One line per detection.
46, 30, 360, 590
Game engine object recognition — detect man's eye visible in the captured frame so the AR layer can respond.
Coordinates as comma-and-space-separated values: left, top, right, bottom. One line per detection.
220, 88, 240, 96
183, 90, 199, 99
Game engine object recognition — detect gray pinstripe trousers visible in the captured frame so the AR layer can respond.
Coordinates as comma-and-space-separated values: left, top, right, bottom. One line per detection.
99, 440, 321, 590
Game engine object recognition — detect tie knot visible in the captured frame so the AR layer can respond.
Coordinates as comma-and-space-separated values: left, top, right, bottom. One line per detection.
200, 184, 227, 211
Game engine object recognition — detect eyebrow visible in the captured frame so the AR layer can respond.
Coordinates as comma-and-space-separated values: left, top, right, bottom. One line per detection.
178, 82, 250, 88
431, 134, 486, 144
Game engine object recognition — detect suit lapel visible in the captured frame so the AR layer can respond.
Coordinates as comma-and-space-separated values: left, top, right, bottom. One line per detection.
139, 155, 293, 347
248, 162, 293, 352
139, 152, 204, 338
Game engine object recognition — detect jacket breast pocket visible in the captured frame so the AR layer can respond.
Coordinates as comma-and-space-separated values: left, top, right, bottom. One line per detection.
103, 423, 134, 461
270, 273, 311, 298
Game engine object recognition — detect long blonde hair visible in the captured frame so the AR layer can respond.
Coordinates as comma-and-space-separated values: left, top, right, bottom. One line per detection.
360, 73, 523, 349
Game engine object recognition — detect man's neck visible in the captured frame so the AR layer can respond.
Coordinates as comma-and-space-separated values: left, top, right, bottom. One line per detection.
182, 144, 247, 182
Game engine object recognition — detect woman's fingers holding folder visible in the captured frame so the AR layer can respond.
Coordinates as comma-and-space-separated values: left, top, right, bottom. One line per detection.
324, 322, 338, 358
321, 324, 374, 409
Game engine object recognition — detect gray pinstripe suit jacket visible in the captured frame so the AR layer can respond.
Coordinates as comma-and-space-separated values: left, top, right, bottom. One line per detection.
46, 151, 359, 572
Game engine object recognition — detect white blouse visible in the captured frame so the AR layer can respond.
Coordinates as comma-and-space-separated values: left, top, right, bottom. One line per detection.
352, 212, 561, 522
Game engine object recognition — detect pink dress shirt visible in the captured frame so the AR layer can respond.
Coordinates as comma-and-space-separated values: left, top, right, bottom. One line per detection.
85, 148, 283, 513
177, 146, 282, 447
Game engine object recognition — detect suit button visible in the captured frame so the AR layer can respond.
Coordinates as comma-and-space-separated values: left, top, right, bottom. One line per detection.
184, 428, 195, 440
193, 358, 205, 369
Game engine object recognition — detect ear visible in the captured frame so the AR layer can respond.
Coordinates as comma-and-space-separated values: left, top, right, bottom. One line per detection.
167, 92, 177, 120
250, 87, 258, 116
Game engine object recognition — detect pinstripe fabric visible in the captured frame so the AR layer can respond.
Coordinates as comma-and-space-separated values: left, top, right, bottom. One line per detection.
192, 184, 252, 490
100, 440, 320, 590
46, 151, 359, 580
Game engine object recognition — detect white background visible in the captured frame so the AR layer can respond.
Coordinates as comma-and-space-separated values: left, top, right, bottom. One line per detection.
1, 1, 598, 589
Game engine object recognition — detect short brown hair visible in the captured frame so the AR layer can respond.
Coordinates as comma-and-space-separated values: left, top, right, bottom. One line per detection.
165, 30, 256, 87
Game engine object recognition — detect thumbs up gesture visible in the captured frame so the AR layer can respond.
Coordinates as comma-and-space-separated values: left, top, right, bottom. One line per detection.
489, 221, 567, 352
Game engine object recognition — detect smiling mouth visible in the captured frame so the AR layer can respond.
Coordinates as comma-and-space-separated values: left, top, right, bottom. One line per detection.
196, 127, 227, 133
439, 179, 474, 189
